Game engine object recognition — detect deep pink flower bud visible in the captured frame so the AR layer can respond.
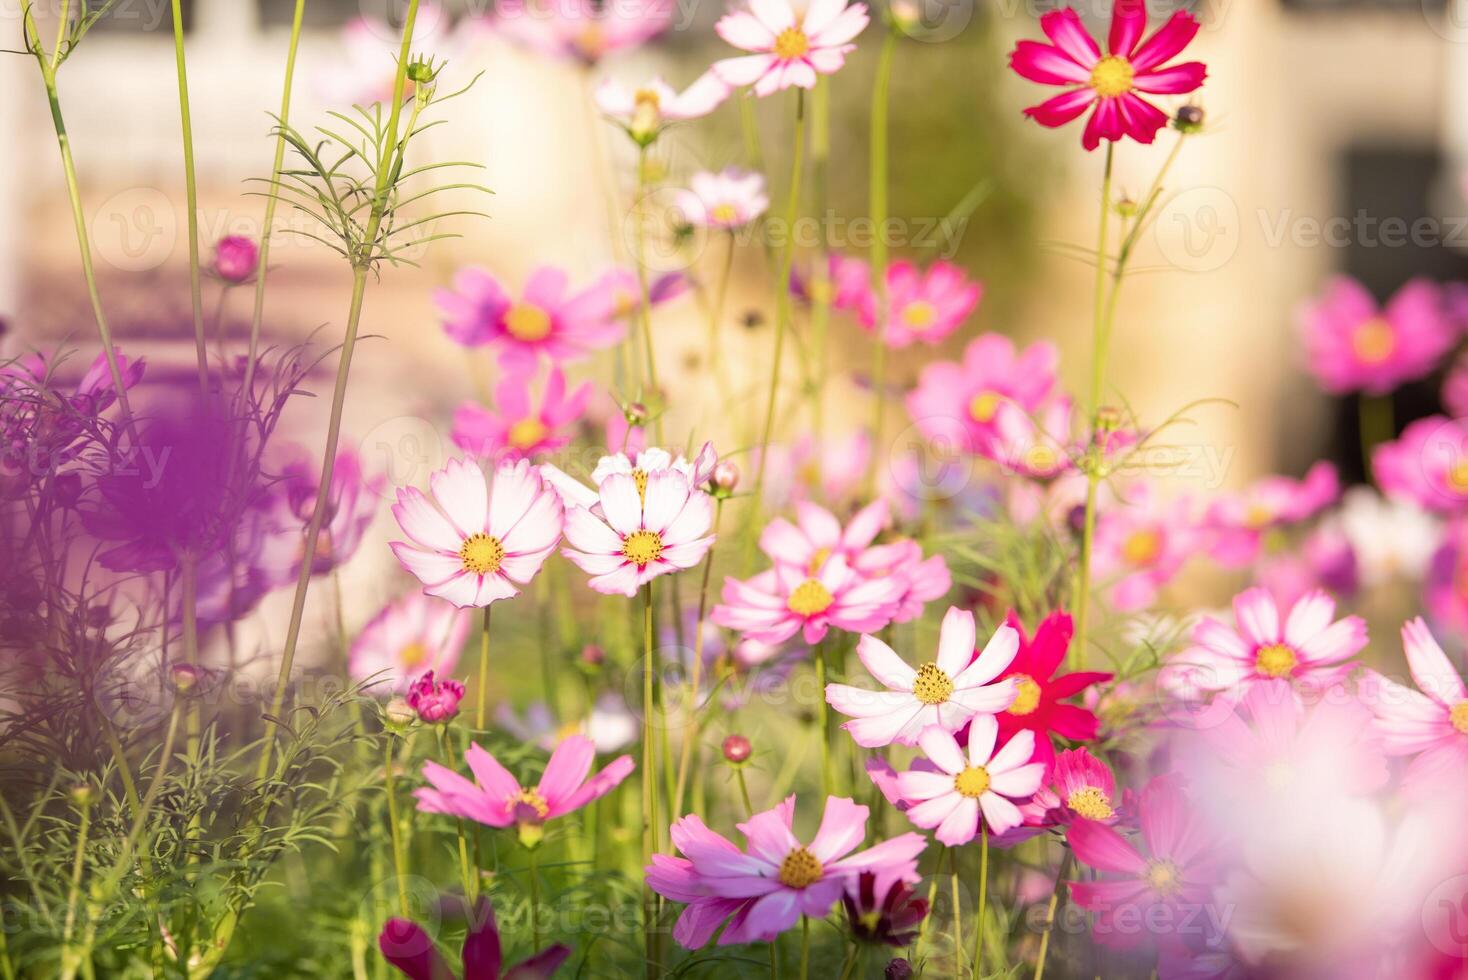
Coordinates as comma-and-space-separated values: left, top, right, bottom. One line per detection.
710, 460, 740, 495
406, 670, 465, 723
721, 734, 752, 764
581, 644, 606, 667
885, 959, 913, 980
214, 236, 259, 283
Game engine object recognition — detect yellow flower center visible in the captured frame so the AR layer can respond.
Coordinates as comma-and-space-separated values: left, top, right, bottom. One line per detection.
901, 300, 937, 330
1122, 529, 1162, 567
1067, 786, 1115, 821
1254, 643, 1298, 679
1244, 503, 1275, 529
622, 529, 664, 567
398, 641, 429, 669
954, 765, 991, 798
778, 846, 823, 888
711, 202, 739, 223
504, 303, 552, 342
1025, 445, 1061, 473
459, 533, 505, 575
807, 548, 832, 577
968, 390, 1002, 423
1447, 461, 1468, 494
1089, 55, 1135, 98
787, 579, 835, 617
576, 23, 605, 58
773, 27, 809, 60
1144, 859, 1181, 897
1007, 675, 1043, 716
1450, 701, 1468, 736
506, 788, 550, 821
634, 88, 661, 110
911, 662, 954, 705
508, 418, 549, 450
632, 467, 649, 504
1350, 317, 1396, 364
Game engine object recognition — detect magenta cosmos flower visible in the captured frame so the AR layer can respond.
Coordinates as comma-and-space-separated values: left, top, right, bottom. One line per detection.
350, 590, 471, 695
1010, 1, 1206, 151
1176, 587, 1367, 697
713, 0, 870, 97
213, 235, 259, 283
452, 367, 591, 462
896, 719, 1045, 842
560, 470, 715, 597
390, 458, 565, 608
905, 333, 1059, 455
1300, 277, 1453, 396
380, 896, 569, 980
417, 735, 634, 834
493, 0, 673, 64
858, 260, 982, 349
1373, 416, 1468, 515
406, 670, 466, 724
595, 72, 729, 143
825, 607, 1019, 747
1019, 747, 1124, 831
1204, 461, 1339, 568
712, 555, 904, 647
1089, 486, 1201, 611
436, 267, 627, 370
1365, 618, 1468, 799
989, 610, 1111, 772
675, 168, 770, 230
646, 795, 925, 947
269, 446, 384, 580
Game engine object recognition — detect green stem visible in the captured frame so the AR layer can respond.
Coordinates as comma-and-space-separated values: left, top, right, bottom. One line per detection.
1033, 849, 1073, 980
634, 144, 664, 445
865, 28, 897, 496
951, 846, 963, 976
170, 0, 209, 397
809, 78, 831, 438
98, 715, 140, 817
971, 824, 988, 979
1359, 394, 1394, 468
476, 605, 491, 731
61, 797, 91, 946
814, 639, 832, 797
383, 735, 411, 917
642, 583, 660, 980
673, 499, 725, 817
529, 845, 543, 949
438, 726, 477, 902
734, 766, 755, 819
707, 232, 736, 404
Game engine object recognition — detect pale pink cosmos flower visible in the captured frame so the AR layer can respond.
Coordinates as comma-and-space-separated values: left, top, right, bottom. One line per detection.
1300, 276, 1453, 396
713, 0, 870, 97
416, 734, 634, 832
851, 539, 951, 624
451, 367, 591, 462
675, 168, 770, 230
1330, 488, 1437, 589
711, 554, 903, 646
390, 458, 565, 608
590, 443, 719, 492
594, 72, 730, 143
560, 470, 715, 596
858, 260, 981, 348
905, 333, 1059, 456
1373, 415, 1468, 515
983, 397, 1077, 480
1363, 618, 1468, 799
1089, 486, 1201, 611
435, 267, 627, 370
758, 499, 890, 575
492, 0, 674, 64
496, 692, 638, 754
645, 795, 925, 947
1204, 461, 1339, 568
264, 446, 385, 580
350, 590, 471, 695
895, 719, 1044, 843
1172, 587, 1367, 697
759, 430, 871, 509
825, 607, 1019, 748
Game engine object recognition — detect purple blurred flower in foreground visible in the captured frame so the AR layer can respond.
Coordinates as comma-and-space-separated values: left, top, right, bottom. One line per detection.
379, 895, 570, 980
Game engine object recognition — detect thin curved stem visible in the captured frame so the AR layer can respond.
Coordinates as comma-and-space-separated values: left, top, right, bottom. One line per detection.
673, 499, 725, 817
170, 0, 209, 398
972, 824, 988, 979
865, 28, 897, 496
642, 582, 661, 980
383, 734, 412, 917
1033, 849, 1074, 980
476, 605, 491, 730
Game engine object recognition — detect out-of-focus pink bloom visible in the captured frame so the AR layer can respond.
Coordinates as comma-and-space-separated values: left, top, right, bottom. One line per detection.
380, 896, 570, 980
989, 610, 1111, 772
435, 267, 627, 369
713, 554, 903, 646
759, 499, 889, 574
1426, 518, 1468, 633
713, 0, 869, 97
1067, 777, 1222, 951
894, 719, 1044, 843
674, 168, 770, 230
560, 470, 714, 596
390, 458, 564, 608
496, 692, 638, 754
1090, 487, 1201, 611
851, 539, 951, 624
760, 430, 871, 509
1204, 461, 1339, 567
1253, 522, 1358, 609
493, 0, 673, 64
213, 236, 259, 283
1373, 415, 1468, 515
271, 447, 384, 579
1364, 618, 1468, 799
1172, 587, 1367, 697
984, 396, 1076, 480
350, 590, 471, 696
825, 608, 1018, 747
1009, 1, 1206, 151
452, 367, 591, 461
646, 795, 925, 947
793, 253, 873, 311
905, 334, 1059, 456
605, 409, 647, 459
417, 735, 634, 832
1443, 350, 1468, 417
594, 72, 729, 143
858, 260, 981, 348
2, 347, 144, 478
406, 670, 466, 723
1333, 487, 1438, 588
1300, 277, 1453, 396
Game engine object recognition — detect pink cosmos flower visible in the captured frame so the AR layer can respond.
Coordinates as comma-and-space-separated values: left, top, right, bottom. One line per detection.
895, 719, 1045, 842
213, 235, 258, 283
713, 0, 870, 97
1204, 461, 1339, 568
594, 72, 730, 143
1373, 415, 1468, 515
493, 0, 673, 64
674, 168, 770, 230
759, 430, 871, 509
451, 367, 591, 462
1025, 747, 1123, 828
712, 554, 904, 646
825, 607, 1019, 747
560, 470, 715, 596
406, 670, 466, 723
590, 443, 719, 492
416, 735, 634, 832
858, 260, 981, 348
851, 539, 951, 624
990, 610, 1111, 772
435, 267, 627, 370
758, 499, 890, 575
1364, 618, 1468, 799
792, 253, 873, 311
1009, 1, 1206, 151
390, 458, 565, 608
905, 333, 1059, 455
1089, 487, 1201, 611
1426, 518, 1468, 634
350, 590, 471, 695
1300, 277, 1453, 396
646, 795, 926, 947
1172, 588, 1367, 697
269, 447, 384, 580
1443, 350, 1468, 417
379, 896, 569, 980
983, 396, 1077, 480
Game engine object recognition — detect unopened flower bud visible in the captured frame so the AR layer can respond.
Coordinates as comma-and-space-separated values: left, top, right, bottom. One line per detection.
581, 643, 606, 667
710, 460, 740, 497
169, 664, 203, 695
1173, 104, 1205, 134
70, 783, 95, 807
1114, 196, 1138, 219
383, 697, 416, 732
885, 958, 913, 980
1095, 405, 1123, 434
722, 734, 752, 765
406, 670, 465, 724
625, 402, 649, 427
214, 236, 259, 284
406, 61, 435, 84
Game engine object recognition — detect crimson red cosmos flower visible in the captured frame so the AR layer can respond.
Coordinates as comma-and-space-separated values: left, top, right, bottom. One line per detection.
1009, 1, 1206, 150
989, 610, 1111, 772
